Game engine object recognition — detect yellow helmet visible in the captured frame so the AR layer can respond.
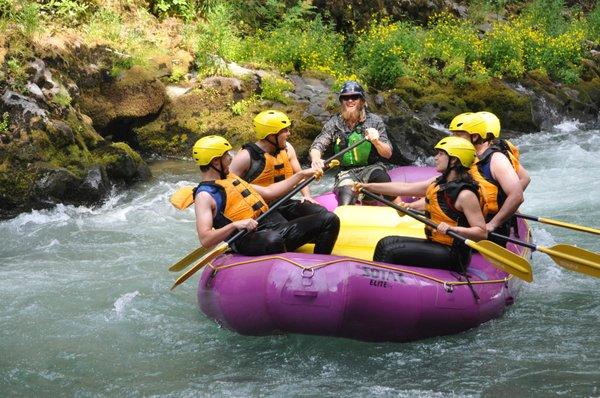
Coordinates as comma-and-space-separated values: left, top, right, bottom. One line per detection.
448, 112, 488, 139
192, 135, 232, 166
435, 136, 477, 168
253, 110, 291, 139
476, 111, 501, 138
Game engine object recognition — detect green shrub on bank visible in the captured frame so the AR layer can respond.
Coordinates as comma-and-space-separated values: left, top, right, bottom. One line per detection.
241, 14, 345, 74
195, 2, 242, 76
587, 3, 600, 42
352, 20, 421, 89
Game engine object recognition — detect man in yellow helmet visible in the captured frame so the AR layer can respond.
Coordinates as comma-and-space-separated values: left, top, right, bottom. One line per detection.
230, 109, 328, 221
192, 135, 340, 256
448, 112, 525, 246
356, 136, 486, 271
309, 81, 393, 205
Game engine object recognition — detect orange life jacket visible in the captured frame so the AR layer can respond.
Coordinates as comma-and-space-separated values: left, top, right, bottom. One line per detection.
242, 143, 294, 186
469, 140, 519, 216
194, 174, 268, 228
425, 177, 483, 246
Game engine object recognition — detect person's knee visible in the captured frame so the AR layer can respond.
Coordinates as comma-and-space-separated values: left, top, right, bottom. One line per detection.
322, 211, 340, 231
369, 169, 391, 183
335, 185, 356, 205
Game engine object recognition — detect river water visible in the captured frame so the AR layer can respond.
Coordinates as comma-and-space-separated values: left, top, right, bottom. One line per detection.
1, 123, 599, 397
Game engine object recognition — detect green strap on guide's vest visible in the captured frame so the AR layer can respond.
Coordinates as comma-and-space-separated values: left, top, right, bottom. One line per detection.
334, 129, 372, 166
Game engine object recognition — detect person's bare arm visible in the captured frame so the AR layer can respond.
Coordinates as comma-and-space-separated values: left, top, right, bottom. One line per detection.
517, 165, 531, 190
252, 167, 316, 202
360, 177, 434, 198
229, 148, 251, 177
444, 190, 487, 241
488, 153, 524, 232
194, 191, 257, 247
287, 143, 317, 203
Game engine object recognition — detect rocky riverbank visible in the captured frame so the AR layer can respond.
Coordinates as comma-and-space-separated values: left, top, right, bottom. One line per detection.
1, 7, 599, 219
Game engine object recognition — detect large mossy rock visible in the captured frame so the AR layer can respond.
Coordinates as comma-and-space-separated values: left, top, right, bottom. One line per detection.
77, 65, 167, 143
134, 75, 322, 159
0, 52, 151, 219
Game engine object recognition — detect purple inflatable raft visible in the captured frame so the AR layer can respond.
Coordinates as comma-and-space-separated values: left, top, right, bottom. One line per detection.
197, 167, 532, 342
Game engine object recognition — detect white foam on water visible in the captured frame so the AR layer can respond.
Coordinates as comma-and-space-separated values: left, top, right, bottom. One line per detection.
113, 291, 140, 319
429, 122, 449, 133
553, 119, 582, 132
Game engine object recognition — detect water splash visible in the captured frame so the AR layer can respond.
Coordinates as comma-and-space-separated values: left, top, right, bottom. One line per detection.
113, 291, 140, 319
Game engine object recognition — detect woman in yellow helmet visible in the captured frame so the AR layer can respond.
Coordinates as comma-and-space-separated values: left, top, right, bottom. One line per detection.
448, 112, 525, 246
358, 136, 486, 271
230, 109, 328, 221
191, 135, 340, 256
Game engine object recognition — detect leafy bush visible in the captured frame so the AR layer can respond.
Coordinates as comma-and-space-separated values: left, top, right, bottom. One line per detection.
41, 0, 91, 26
0, 112, 9, 133
521, 0, 568, 36
423, 13, 480, 82
196, 2, 242, 76
587, 3, 600, 42
481, 22, 525, 78
151, 0, 197, 21
353, 20, 421, 89
242, 13, 345, 74
260, 75, 294, 104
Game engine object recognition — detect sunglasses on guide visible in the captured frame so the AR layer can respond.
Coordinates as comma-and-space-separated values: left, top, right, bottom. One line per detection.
341, 94, 362, 101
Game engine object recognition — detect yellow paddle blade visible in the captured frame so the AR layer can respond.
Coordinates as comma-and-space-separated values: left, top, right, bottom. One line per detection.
541, 244, 600, 278
466, 239, 533, 282
171, 242, 230, 290
170, 186, 195, 210
538, 217, 600, 235
169, 245, 209, 272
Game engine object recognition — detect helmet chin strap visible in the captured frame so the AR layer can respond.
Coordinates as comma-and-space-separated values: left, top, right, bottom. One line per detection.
442, 157, 458, 180
210, 158, 227, 179
266, 133, 285, 154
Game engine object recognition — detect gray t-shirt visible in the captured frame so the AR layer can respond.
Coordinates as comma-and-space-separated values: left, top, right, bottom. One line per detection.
310, 111, 391, 164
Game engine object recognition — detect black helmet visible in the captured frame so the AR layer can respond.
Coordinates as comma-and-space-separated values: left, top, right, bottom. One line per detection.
338, 81, 365, 101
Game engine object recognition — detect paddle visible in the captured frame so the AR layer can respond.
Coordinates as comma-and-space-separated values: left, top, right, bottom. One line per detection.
358, 188, 533, 282
489, 232, 600, 278
515, 213, 600, 236
168, 138, 367, 273
170, 138, 369, 289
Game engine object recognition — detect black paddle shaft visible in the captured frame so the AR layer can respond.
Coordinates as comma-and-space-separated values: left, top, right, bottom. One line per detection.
489, 231, 536, 251
224, 138, 369, 246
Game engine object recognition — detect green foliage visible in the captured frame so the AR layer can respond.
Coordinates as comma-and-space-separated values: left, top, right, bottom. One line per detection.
228, 0, 288, 32
0, 112, 9, 133
16, 2, 42, 35
85, 9, 121, 42
230, 96, 256, 116
52, 88, 72, 107
169, 66, 187, 82
260, 75, 294, 104
0, 0, 14, 19
6, 57, 27, 89
41, 0, 91, 26
151, 0, 197, 21
353, 20, 421, 89
242, 13, 345, 74
423, 13, 480, 82
110, 57, 134, 77
196, 2, 241, 76
481, 22, 525, 78
588, 3, 600, 42
521, 0, 568, 36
